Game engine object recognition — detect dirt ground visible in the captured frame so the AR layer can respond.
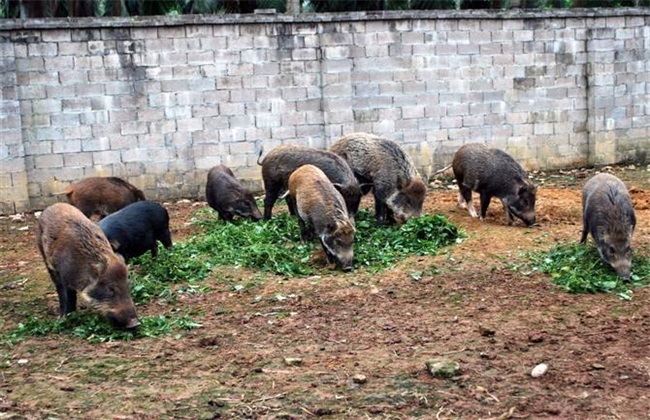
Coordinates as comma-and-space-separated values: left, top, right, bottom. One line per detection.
1, 166, 649, 419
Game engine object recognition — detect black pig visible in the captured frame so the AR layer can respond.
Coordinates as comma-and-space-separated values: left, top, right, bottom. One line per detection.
451, 143, 537, 226
330, 132, 427, 226
258, 144, 362, 220
98, 201, 173, 263
36, 203, 139, 329
288, 164, 356, 272
581, 172, 636, 279
65, 176, 146, 221
205, 165, 262, 222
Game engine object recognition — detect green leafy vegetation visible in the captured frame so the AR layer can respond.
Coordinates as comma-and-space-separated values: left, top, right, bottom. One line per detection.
2, 312, 202, 344
151, 209, 464, 276
128, 208, 462, 303
530, 243, 650, 300
354, 212, 464, 271
2, 208, 461, 343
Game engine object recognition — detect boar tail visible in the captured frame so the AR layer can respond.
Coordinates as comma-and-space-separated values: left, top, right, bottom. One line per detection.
433, 164, 452, 176
61, 186, 74, 197
256, 145, 265, 165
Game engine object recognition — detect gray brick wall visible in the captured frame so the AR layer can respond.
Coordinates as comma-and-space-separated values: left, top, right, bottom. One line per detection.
1, 9, 649, 214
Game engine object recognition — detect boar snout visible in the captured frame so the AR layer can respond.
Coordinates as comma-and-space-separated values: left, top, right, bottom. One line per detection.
338, 257, 354, 272
610, 258, 632, 281
107, 310, 140, 330
524, 215, 536, 227
250, 207, 263, 221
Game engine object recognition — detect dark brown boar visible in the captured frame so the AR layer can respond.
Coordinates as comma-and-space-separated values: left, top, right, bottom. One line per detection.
65, 176, 146, 221
205, 165, 262, 222
288, 164, 356, 272
330, 132, 426, 226
451, 143, 537, 226
36, 203, 139, 329
581, 173, 636, 279
258, 144, 362, 220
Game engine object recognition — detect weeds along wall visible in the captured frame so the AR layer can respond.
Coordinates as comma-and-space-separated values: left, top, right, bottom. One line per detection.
1, 9, 649, 214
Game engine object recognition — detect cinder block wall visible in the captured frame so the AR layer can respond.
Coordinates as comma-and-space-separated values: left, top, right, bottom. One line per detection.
1, 9, 649, 214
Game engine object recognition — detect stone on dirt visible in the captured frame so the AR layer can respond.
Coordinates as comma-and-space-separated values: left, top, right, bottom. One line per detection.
352, 374, 367, 384
425, 358, 460, 378
531, 363, 548, 378
284, 357, 303, 366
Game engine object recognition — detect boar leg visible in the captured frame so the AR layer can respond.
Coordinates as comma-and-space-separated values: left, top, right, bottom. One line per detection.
218, 211, 234, 222
159, 230, 173, 249
479, 192, 492, 221
150, 242, 159, 258
501, 201, 514, 226
66, 288, 78, 314
456, 193, 467, 209
52, 271, 77, 316
297, 218, 315, 242
580, 219, 589, 244
458, 185, 478, 218
263, 184, 284, 220
285, 195, 297, 216
374, 200, 391, 226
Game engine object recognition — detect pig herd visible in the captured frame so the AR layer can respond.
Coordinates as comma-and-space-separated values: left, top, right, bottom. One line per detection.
35, 132, 637, 330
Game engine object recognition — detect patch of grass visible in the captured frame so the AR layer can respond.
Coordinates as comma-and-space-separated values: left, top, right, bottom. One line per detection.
129, 242, 214, 304
2, 312, 202, 344
354, 212, 464, 271
530, 243, 650, 300
126, 209, 463, 304
195, 208, 462, 274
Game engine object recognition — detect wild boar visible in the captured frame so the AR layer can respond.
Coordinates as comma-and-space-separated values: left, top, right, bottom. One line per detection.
205, 164, 262, 222
65, 176, 146, 221
581, 172, 636, 279
451, 143, 537, 226
257, 144, 362, 220
288, 164, 356, 272
330, 132, 426, 226
98, 201, 173, 263
36, 203, 139, 329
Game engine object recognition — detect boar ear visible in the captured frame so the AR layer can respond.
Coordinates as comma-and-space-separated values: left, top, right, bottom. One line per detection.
114, 253, 126, 265
519, 184, 536, 196
332, 183, 343, 193
109, 239, 121, 251
90, 261, 105, 278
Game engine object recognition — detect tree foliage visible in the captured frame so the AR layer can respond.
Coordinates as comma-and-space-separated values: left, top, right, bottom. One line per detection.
1, 0, 647, 20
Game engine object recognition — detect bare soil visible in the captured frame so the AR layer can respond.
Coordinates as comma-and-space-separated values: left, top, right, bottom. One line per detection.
1, 166, 649, 419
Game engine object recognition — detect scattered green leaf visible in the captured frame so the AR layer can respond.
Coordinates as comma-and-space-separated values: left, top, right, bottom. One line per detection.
530, 243, 650, 298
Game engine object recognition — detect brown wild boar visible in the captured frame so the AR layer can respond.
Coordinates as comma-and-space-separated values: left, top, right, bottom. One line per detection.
205, 164, 262, 222
581, 173, 636, 279
258, 144, 362, 220
330, 132, 426, 226
36, 203, 139, 329
65, 176, 146, 221
288, 164, 356, 272
451, 143, 537, 226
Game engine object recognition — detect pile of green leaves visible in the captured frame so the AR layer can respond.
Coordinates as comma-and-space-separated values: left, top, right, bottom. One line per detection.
530, 243, 650, 300
129, 208, 463, 299
354, 212, 464, 270
3, 209, 461, 345
3, 312, 202, 344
